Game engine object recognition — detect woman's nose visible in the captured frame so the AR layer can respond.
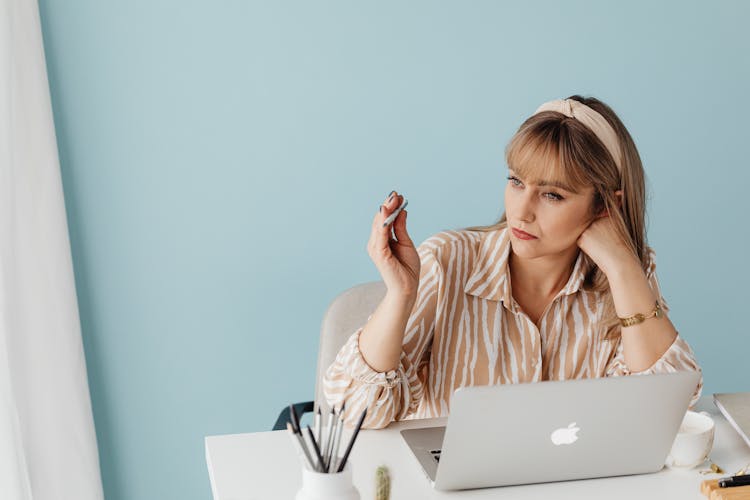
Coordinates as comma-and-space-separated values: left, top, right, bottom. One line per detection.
517, 192, 536, 222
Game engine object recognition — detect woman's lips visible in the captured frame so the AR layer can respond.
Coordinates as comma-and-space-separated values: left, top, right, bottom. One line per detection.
511, 227, 538, 240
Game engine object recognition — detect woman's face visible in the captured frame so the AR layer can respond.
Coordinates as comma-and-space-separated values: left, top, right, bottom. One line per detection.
504, 168, 597, 259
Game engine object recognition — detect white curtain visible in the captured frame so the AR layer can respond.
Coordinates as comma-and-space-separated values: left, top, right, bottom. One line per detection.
0, 0, 104, 498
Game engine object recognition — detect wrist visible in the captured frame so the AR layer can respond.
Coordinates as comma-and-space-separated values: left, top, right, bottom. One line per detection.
600, 251, 642, 281
384, 289, 417, 308
605, 258, 659, 318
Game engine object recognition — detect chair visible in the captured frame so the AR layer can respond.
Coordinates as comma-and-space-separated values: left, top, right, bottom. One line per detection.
272, 281, 387, 430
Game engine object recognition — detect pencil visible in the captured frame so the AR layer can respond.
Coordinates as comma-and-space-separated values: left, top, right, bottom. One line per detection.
323, 407, 335, 471
286, 422, 315, 470
336, 408, 367, 472
327, 402, 346, 472
382, 198, 408, 227
289, 404, 300, 433
305, 425, 326, 473
314, 406, 321, 444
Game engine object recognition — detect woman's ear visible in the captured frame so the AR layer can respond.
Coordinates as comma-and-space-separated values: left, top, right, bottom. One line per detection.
614, 190, 623, 209
595, 190, 624, 219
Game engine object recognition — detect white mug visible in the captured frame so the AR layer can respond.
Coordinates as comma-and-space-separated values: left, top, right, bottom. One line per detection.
665, 410, 715, 470
295, 463, 361, 500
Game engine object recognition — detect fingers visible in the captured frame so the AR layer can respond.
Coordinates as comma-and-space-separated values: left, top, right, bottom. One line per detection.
371, 191, 401, 251
374, 191, 397, 259
392, 209, 413, 247
368, 191, 413, 260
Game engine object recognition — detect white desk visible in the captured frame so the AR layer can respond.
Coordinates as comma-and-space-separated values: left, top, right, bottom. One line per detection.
205, 396, 749, 499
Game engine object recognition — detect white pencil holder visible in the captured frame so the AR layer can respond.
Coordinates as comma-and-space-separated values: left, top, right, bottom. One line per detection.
295, 463, 360, 500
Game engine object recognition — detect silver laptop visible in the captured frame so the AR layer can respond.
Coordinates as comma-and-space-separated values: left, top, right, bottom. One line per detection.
714, 392, 750, 448
400, 370, 701, 490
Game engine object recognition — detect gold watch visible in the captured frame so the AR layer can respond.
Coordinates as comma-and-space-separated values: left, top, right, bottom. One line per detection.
618, 301, 663, 327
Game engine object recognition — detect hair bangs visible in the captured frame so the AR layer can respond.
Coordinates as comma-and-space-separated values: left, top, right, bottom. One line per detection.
505, 118, 592, 194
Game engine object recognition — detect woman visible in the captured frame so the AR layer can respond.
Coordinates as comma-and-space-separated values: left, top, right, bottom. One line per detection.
324, 95, 703, 430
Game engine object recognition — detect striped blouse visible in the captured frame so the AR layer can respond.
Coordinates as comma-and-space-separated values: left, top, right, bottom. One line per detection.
323, 226, 703, 429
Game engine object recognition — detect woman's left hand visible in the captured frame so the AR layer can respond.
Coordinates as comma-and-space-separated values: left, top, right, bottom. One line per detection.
576, 213, 639, 277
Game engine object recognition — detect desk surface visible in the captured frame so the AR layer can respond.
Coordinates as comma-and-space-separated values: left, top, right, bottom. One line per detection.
205, 396, 750, 499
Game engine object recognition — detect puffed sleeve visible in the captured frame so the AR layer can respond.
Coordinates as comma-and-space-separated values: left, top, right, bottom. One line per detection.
604, 248, 703, 409
322, 240, 442, 429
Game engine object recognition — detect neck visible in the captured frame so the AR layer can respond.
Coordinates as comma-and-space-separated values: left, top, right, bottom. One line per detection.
508, 245, 580, 298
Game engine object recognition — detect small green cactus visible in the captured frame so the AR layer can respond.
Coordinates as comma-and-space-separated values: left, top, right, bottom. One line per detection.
375, 465, 390, 500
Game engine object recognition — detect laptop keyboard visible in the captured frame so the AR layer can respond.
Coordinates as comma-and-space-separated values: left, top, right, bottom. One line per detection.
430, 449, 442, 463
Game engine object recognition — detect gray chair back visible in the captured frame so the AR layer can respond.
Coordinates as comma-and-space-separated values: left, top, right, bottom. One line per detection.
313, 281, 386, 414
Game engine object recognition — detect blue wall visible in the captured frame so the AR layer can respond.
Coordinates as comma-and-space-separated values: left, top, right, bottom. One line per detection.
37, 1, 748, 498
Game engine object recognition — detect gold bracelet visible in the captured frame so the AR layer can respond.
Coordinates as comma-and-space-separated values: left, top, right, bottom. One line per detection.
618, 301, 663, 327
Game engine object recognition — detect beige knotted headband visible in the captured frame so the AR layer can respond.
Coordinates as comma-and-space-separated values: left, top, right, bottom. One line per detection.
533, 98, 622, 172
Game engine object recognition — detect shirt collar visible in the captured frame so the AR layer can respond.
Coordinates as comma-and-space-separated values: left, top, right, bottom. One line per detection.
464, 226, 588, 307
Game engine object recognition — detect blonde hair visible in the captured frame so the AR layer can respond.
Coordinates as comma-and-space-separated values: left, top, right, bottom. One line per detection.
463, 95, 648, 339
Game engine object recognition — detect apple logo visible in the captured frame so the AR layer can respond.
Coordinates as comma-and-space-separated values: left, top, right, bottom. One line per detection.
550, 422, 581, 445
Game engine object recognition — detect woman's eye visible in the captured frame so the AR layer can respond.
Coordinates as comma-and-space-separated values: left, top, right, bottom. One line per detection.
507, 175, 563, 201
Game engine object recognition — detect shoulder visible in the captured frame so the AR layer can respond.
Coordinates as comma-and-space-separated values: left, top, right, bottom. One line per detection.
417, 229, 484, 265
419, 228, 482, 251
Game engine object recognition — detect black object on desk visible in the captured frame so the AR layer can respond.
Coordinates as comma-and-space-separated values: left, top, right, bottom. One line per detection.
719, 474, 750, 488
336, 408, 367, 472
305, 425, 326, 471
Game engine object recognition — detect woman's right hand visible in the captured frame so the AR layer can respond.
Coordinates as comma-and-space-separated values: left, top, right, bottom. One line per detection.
367, 190, 421, 300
